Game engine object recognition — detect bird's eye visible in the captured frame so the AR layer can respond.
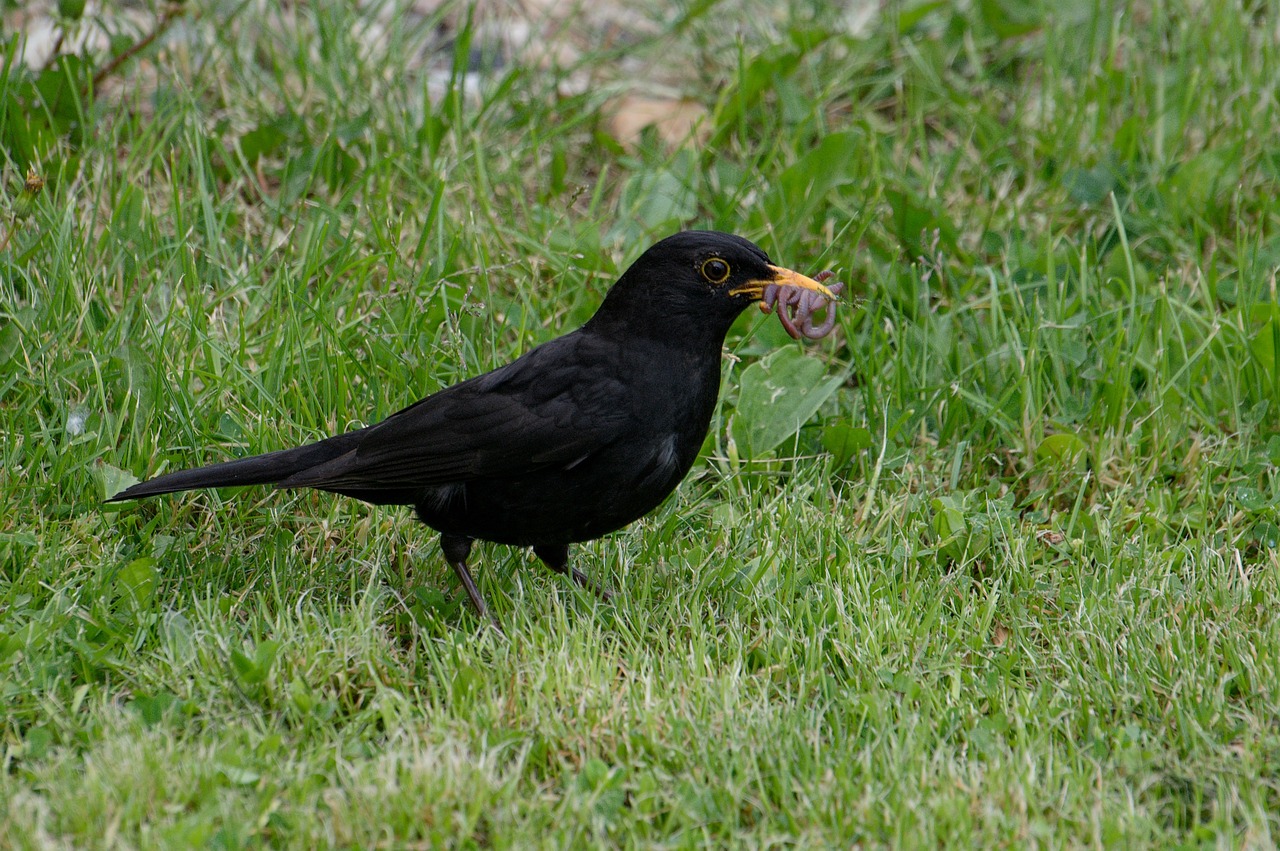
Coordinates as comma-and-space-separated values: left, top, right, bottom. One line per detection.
700, 258, 731, 283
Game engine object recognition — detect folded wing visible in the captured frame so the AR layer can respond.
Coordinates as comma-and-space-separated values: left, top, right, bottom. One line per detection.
279, 333, 631, 491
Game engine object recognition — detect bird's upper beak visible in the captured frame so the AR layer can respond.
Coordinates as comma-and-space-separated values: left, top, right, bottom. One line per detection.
728, 265, 839, 301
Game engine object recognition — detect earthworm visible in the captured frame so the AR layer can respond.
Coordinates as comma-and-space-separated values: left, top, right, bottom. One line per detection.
760, 270, 845, 339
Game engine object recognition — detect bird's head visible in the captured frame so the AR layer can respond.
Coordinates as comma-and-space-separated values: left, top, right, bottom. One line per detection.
587, 231, 837, 342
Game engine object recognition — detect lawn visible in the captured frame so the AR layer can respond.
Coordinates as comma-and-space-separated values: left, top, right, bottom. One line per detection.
4, 0, 1280, 846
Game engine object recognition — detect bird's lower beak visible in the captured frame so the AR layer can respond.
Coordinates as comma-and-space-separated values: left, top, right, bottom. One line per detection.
728, 265, 839, 300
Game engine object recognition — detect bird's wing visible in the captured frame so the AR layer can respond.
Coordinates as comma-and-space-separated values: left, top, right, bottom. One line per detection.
279, 334, 631, 490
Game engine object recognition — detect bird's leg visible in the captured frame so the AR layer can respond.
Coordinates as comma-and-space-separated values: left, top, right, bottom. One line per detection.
533, 544, 613, 602
440, 534, 501, 631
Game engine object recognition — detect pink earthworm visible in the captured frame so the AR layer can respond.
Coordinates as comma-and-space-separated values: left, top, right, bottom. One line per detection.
759, 270, 845, 339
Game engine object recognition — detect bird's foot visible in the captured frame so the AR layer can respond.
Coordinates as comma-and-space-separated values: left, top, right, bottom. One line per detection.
442, 534, 503, 633
449, 558, 503, 633
534, 544, 612, 603
568, 566, 614, 603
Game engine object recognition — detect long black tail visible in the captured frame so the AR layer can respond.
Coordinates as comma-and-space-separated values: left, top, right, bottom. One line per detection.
107, 431, 366, 502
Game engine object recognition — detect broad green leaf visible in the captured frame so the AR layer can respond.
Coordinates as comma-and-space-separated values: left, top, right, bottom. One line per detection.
254, 639, 281, 671
732, 347, 847, 457
57, 0, 87, 19
239, 120, 289, 165
95, 462, 139, 502
1035, 433, 1089, 468
628, 168, 697, 230
116, 557, 157, 609
230, 649, 257, 682
451, 663, 484, 706
977, 0, 1044, 38
821, 423, 872, 468
898, 0, 948, 33
578, 758, 611, 791
1163, 144, 1242, 224
931, 496, 967, 544
1063, 164, 1115, 206
1235, 485, 1268, 514
132, 691, 180, 727
930, 494, 993, 563
231, 640, 280, 686
1249, 315, 1280, 400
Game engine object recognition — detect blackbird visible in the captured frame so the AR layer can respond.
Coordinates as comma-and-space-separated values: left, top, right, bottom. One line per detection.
109, 231, 838, 627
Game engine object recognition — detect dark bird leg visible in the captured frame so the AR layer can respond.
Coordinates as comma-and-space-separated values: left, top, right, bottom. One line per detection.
440, 534, 501, 631
533, 544, 613, 602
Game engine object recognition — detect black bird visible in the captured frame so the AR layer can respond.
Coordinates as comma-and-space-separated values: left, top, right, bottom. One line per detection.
109, 231, 837, 626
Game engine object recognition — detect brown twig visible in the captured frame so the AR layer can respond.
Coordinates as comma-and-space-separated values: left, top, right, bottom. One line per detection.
89, 4, 188, 91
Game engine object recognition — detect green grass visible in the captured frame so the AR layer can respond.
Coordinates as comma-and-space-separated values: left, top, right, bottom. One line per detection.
4, 0, 1280, 845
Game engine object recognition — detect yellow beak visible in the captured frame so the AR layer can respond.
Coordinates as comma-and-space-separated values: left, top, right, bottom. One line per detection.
728, 265, 839, 300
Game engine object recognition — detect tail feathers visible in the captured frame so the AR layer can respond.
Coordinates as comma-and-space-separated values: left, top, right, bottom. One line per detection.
107, 432, 364, 502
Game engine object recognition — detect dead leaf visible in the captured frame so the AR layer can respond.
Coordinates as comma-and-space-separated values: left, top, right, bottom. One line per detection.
605, 95, 709, 150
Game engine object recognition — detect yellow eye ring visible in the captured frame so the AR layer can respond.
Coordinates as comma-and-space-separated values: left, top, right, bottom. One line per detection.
700, 258, 731, 283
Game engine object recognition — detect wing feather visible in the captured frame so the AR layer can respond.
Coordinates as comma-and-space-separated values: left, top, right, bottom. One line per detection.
279, 333, 630, 490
